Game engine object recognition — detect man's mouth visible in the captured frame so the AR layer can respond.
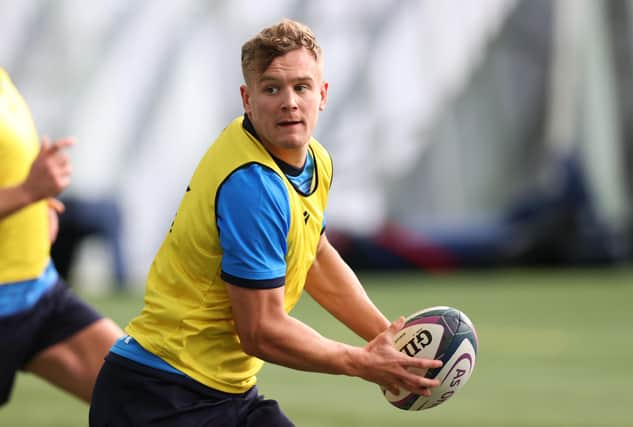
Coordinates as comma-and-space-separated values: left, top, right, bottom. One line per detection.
277, 120, 302, 127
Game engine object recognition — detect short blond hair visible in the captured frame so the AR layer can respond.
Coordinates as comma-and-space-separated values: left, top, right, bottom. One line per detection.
241, 19, 322, 82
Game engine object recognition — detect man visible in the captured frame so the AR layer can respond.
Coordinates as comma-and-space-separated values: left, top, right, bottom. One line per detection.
0, 67, 123, 406
89, 19, 442, 427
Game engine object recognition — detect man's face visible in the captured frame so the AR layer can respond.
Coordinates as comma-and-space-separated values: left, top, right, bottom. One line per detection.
240, 47, 328, 166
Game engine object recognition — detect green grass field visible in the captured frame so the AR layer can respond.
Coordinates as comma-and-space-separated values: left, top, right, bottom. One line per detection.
2, 267, 632, 426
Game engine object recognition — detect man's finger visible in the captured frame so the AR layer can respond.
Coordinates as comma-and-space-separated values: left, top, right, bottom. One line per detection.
48, 137, 75, 152
388, 317, 405, 334
48, 198, 65, 213
401, 356, 443, 369
40, 136, 51, 151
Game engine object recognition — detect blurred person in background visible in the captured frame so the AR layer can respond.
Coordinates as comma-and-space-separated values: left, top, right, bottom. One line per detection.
0, 67, 123, 407
89, 19, 442, 427
51, 195, 127, 291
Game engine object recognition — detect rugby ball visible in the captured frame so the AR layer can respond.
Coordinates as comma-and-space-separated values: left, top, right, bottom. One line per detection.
383, 306, 478, 411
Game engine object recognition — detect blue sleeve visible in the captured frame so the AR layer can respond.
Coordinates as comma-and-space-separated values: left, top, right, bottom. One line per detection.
217, 164, 290, 289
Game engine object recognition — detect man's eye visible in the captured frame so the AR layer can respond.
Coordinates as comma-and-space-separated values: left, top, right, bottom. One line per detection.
295, 85, 308, 92
264, 87, 278, 94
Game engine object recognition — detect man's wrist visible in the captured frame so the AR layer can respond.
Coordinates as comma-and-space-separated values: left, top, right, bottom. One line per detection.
17, 182, 40, 205
342, 345, 367, 378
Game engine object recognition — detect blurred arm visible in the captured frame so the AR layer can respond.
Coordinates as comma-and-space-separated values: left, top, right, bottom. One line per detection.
0, 184, 36, 219
0, 137, 73, 219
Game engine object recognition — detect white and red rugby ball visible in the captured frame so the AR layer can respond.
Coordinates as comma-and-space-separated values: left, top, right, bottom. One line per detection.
383, 306, 479, 411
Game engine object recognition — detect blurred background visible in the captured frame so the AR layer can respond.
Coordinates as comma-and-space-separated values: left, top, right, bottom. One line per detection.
3, 1, 633, 426
2, 0, 633, 290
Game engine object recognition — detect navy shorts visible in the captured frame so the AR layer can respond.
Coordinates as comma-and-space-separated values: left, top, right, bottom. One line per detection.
0, 278, 102, 405
89, 353, 295, 427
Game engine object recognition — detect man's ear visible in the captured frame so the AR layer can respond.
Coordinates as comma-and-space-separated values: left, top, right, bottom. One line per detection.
319, 81, 329, 111
240, 85, 251, 113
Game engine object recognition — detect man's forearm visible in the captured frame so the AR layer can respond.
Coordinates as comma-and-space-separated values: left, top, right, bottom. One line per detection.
0, 184, 36, 219
240, 311, 365, 376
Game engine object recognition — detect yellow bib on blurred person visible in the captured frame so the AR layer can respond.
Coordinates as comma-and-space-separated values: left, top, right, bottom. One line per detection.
0, 68, 50, 284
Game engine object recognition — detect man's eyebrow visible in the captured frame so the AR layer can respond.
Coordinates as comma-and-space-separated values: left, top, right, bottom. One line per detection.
258, 75, 278, 84
258, 75, 315, 84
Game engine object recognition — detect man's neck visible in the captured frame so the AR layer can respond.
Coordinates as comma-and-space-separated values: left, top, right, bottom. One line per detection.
242, 114, 307, 169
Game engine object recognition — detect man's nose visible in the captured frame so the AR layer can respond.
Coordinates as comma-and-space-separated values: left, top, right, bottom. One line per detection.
281, 89, 298, 111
